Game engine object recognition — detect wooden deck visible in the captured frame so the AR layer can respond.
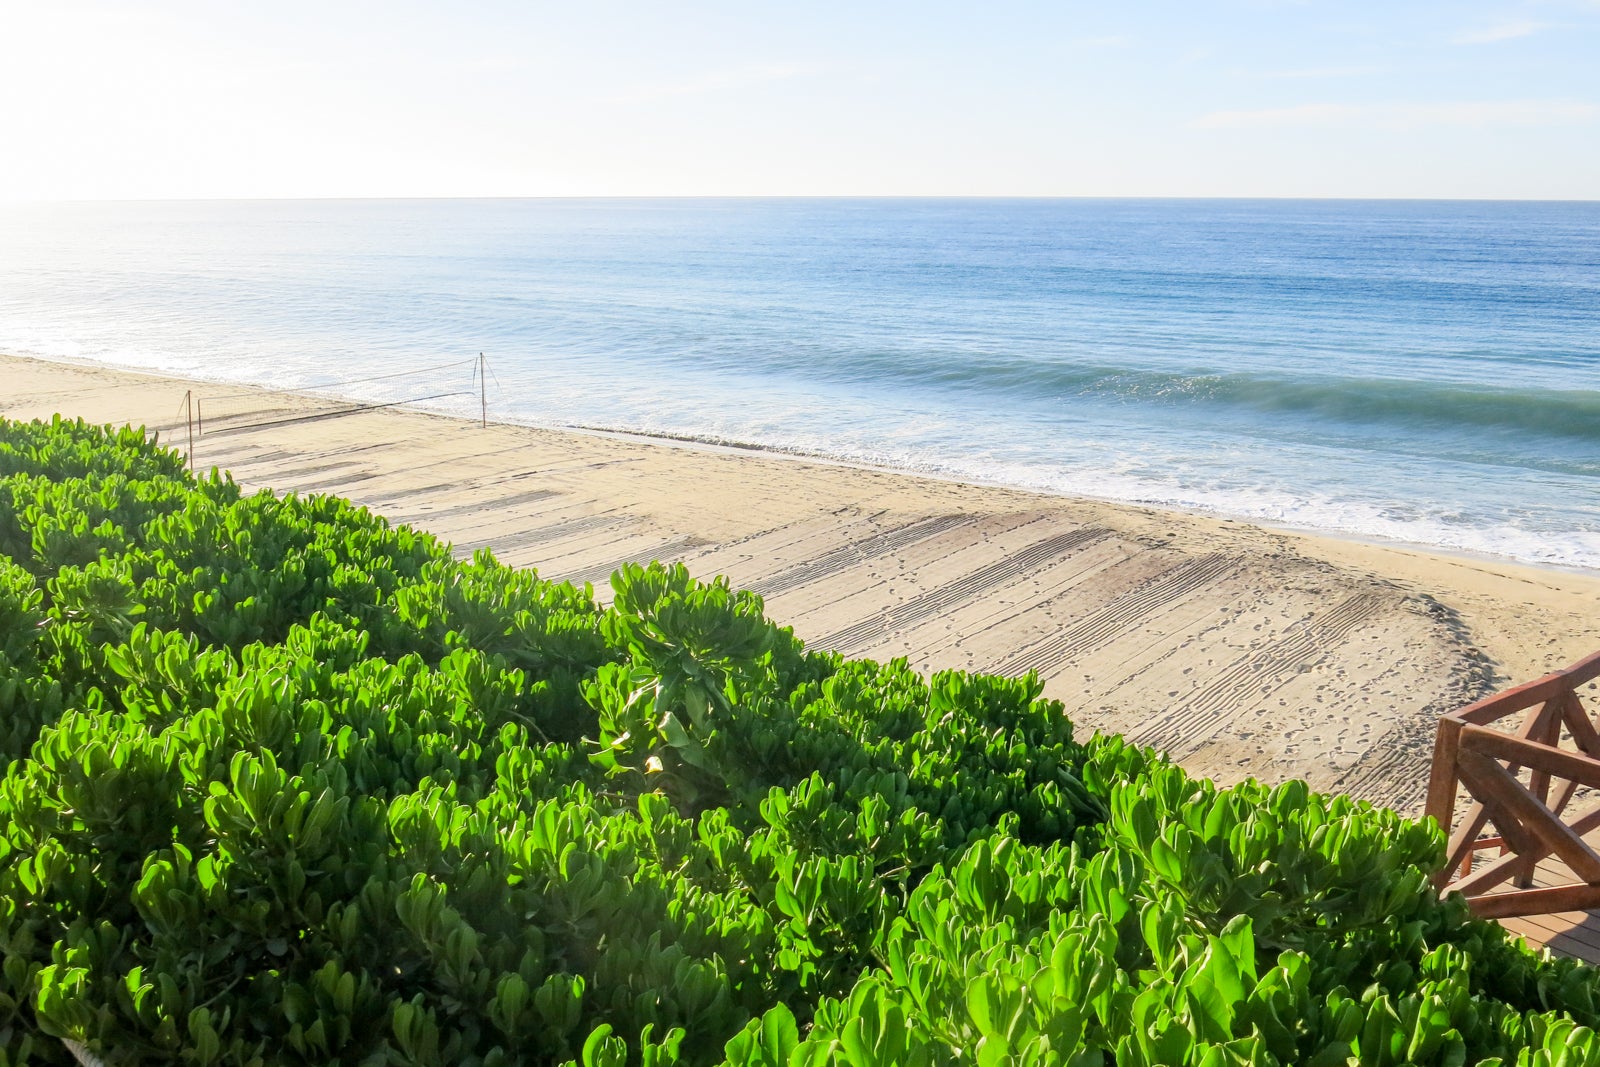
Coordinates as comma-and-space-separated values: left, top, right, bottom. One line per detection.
1425, 649, 1600, 965
1495, 854, 1600, 963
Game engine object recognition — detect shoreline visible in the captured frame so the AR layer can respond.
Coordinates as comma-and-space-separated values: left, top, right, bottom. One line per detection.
6, 350, 1599, 812
578, 421, 1600, 583
21, 348, 1597, 580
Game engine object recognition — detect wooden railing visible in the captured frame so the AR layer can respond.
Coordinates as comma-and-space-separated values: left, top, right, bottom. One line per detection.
1427, 650, 1600, 919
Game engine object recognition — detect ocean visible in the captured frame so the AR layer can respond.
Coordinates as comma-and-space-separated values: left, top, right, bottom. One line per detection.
1, 197, 1596, 571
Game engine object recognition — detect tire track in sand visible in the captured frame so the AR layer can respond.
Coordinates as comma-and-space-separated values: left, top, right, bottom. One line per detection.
453, 512, 626, 557
815, 527, 1109, 654
749, 514, 973, 597
563, 535, 715, 587
994, 554, 1237, 678
1129, 592, 1387, 757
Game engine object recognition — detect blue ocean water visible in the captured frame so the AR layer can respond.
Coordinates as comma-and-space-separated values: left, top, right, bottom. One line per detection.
1, 198, 1597, 570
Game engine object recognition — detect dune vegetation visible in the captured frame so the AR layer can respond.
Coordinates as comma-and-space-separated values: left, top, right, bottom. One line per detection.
1, 416, 1599, 1066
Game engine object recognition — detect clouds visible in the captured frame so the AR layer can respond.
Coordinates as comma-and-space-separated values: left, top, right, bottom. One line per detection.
1192, 100, 1599, 130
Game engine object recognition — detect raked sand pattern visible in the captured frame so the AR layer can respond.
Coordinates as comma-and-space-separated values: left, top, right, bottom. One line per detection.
8, 353, 1600, 815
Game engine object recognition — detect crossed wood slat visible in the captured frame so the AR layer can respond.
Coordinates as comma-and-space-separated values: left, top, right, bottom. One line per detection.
1426, 649, 1600, 920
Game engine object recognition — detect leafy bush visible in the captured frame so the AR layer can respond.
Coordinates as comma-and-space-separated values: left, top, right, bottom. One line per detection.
0, 415, 1598, 1065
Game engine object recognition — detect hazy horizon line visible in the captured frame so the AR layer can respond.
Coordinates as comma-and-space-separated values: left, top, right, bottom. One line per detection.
6, 193, 1598, 206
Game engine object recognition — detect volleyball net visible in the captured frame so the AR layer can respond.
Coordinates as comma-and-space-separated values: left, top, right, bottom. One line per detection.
167, 355, 492, 438
161, 354, 496, 469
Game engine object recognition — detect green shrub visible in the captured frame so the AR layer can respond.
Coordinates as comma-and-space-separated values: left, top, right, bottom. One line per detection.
0, 415, 1597, 1066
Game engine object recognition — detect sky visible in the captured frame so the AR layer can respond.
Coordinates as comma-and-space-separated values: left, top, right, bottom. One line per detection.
1, 1, 1597, 201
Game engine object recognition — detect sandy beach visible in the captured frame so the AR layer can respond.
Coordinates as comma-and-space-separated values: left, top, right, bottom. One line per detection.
5, 351, 1598, 814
